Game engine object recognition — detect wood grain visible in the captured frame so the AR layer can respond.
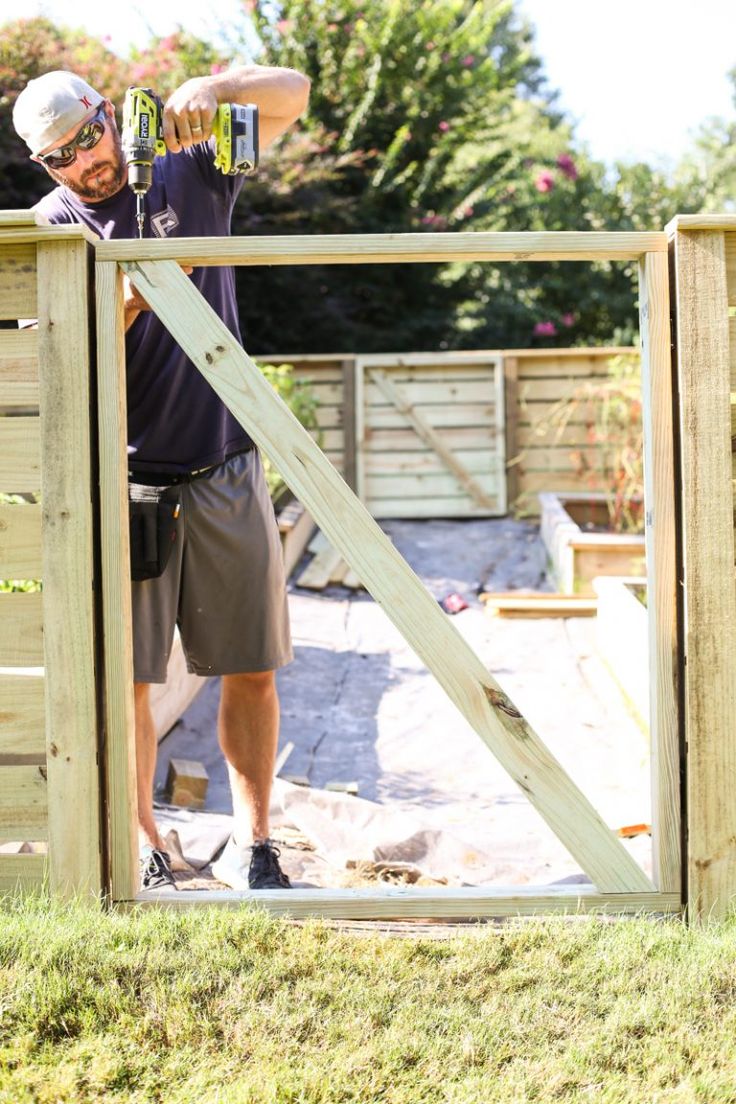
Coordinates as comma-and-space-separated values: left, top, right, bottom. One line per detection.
0, 245, 36, 320
0, 853, 47, 891
0, 418, 41, 492
37, 239, 102, 897
0, 503, 42, 577
672, 229, 736, 921
0, 328, 39, 407
95, 261, 138, 902
128, 885, 680, 918
0, 592, 43, 665
0, 765, 47, 839
0, 674, 45, 758
639, 249, 681, 895
100, 231, 667, 266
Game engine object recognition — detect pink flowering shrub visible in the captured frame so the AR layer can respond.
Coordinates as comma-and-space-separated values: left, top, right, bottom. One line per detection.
535, 170, 555, 193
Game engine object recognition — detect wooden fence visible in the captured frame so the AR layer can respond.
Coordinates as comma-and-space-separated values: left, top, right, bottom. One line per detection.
10, 216, 736, 921
257, 346, 639, 515
0, 212, 103, 897
667, 215, 736, 922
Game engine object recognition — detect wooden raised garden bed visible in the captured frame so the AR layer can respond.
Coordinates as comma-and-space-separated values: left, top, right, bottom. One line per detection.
539, 491, 646, 596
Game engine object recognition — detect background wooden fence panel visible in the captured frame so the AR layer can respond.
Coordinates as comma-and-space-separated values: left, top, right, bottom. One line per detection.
260, 347, 637, 517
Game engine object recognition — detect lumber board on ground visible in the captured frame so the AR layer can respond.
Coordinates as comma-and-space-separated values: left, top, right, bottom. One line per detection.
95, 261, 138, 901
0, 245, 36, 321
672, 228, 736, 921
0, 592, 43, 665
37, 239, 102, 897
0, 503, 42, 577
130, 886, 681, 918
481, 593, 597, 617
100, 231, 667, 266
296, 544, 344, 590
0, 674, 44, 759
0, 418, 41, 491
0, 853, 47, 891
129, 257, 654, 895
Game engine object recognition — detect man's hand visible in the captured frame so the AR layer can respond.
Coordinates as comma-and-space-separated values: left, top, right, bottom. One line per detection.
163, 79, 218, 153
124, 266, 193, 330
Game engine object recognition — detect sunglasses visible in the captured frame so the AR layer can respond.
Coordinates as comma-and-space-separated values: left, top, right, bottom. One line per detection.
38, 105, 107, 169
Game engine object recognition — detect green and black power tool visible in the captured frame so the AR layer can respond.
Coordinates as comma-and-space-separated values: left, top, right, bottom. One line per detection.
121, 86, 259, 237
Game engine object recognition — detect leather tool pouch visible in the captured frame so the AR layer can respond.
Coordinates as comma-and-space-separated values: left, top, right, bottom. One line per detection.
128, 483, 181, 582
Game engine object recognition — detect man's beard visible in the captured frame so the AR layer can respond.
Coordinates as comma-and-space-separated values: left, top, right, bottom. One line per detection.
49, 130, 127, 201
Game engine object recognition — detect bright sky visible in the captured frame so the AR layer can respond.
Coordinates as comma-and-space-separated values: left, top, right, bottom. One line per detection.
4, 0, 735, 167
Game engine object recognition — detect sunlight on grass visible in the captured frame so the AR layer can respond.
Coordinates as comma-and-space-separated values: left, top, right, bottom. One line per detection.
1, 896, 736, 1101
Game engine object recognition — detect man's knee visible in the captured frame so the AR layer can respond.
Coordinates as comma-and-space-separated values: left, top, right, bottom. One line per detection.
222, 670, 277, 701
134, 681, 151, 704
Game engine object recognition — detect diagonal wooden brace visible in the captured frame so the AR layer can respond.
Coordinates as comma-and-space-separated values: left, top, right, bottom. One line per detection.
121, 258, 653, 894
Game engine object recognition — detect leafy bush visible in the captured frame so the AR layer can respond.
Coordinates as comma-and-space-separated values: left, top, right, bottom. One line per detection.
257, 361, 321, 501
527, 353, 644, 533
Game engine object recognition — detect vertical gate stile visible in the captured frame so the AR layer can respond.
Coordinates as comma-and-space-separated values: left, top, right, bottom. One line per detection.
95, 260, 138, 902
638, 250, 681, 897
36, 237, 103, 897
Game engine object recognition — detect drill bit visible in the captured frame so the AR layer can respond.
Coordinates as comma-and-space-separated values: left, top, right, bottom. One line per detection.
136, 194, 145, 239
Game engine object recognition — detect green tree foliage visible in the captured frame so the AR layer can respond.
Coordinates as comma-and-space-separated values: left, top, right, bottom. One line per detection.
235, 0, 610, 352
2, 10, 734, 355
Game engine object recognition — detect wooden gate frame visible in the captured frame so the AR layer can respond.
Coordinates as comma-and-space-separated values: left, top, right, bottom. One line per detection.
353, 351, 507, 518
94, 231, 681, 919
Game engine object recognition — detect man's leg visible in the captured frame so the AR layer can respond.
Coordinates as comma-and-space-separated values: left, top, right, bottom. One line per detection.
217, 669, 279, 843
134, 681, 168, 851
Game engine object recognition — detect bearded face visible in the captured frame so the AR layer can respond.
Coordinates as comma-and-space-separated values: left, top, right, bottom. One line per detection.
45, 121, 127, 201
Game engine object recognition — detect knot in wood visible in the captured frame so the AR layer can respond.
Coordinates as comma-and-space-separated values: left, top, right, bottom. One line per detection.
483, 685, 523, 721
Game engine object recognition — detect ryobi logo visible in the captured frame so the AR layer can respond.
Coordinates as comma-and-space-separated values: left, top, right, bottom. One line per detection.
140, 113, 150, 139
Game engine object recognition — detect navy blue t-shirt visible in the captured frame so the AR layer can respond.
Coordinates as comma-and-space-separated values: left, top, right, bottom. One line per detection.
34, 142, 254, 474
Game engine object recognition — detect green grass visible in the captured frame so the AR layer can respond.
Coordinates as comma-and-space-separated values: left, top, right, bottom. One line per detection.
2, 897, 736, 1103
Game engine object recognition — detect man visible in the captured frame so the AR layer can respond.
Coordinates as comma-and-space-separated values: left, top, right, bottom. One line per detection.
13, 64, 310, 891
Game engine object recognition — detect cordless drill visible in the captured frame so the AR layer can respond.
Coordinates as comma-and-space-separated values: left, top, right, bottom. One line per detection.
121, 87, 259, 237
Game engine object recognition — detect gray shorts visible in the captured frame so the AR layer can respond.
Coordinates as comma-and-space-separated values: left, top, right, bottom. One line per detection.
131, 450, 293, 683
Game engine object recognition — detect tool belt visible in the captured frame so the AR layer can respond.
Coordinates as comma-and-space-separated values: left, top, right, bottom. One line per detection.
128, 482, 181, 582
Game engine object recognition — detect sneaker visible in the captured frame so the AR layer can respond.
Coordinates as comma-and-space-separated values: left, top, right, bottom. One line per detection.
212, 835, 291, 890
140, 848, 176, 891
248, 839, 292, 890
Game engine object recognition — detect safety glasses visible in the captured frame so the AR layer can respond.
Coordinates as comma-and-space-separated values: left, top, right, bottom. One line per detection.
37, 105, 107, 169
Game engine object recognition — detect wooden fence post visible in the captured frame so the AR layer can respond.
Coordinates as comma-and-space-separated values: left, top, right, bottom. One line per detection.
669, 219, 736, 922
36, 236, 103, 897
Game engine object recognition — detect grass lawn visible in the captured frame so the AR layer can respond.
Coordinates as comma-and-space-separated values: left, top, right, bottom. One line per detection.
2, 896, 736, 1103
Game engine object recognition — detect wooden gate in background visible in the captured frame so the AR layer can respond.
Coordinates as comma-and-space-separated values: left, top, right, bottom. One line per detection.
354, 352, 506, 519
94, 230, 681, 919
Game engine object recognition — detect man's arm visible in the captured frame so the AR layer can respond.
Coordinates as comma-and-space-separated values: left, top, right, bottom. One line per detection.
162, 65, 310, 154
